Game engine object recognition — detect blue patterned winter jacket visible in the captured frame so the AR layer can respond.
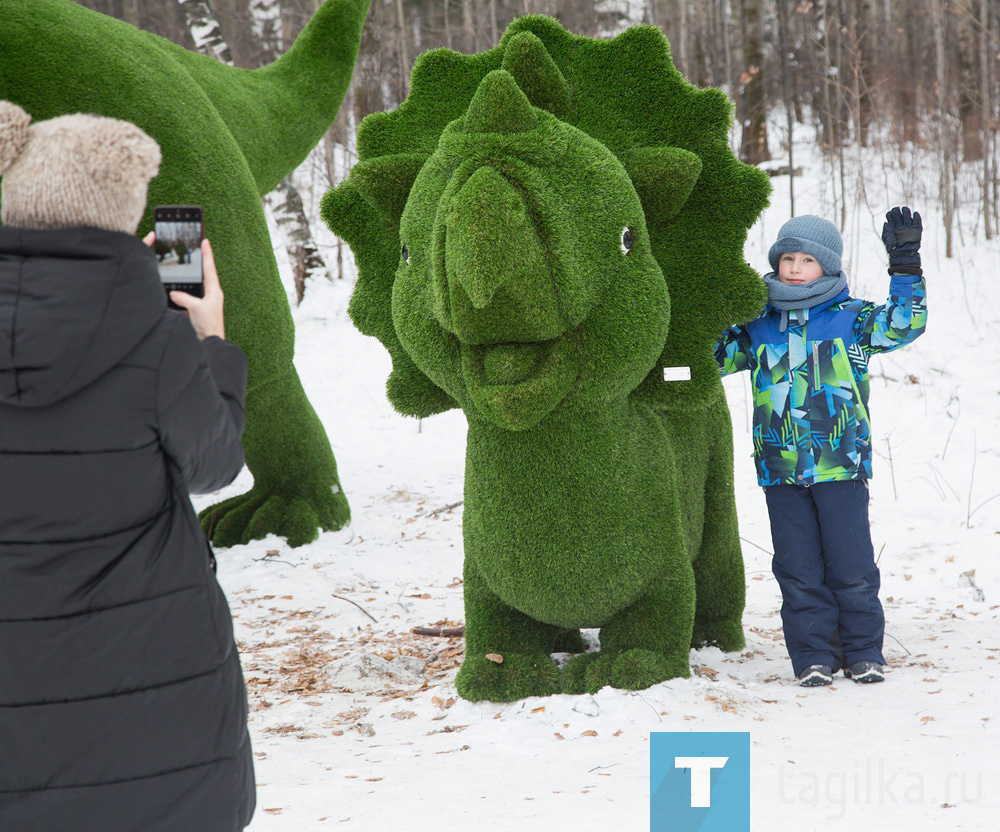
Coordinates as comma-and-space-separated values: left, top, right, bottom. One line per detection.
715, 274, 927, 486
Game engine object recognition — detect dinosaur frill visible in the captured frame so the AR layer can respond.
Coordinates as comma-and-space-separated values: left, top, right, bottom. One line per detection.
323, 16, 770, 418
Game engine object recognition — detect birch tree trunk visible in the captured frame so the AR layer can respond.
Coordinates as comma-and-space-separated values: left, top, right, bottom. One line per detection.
270, 180, 330, 302
179, 0, 234, 64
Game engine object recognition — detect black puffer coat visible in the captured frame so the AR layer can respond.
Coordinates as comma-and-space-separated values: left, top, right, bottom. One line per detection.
0, 226, 255, 831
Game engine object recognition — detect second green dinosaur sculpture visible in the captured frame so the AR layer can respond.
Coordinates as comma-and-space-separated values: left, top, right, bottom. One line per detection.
0, 0, 371, 546
324, 16, 771, 701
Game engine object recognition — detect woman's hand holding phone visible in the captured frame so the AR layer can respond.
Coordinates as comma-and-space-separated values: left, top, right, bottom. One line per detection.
169, 239, 226, 340
142, 234, 226, 340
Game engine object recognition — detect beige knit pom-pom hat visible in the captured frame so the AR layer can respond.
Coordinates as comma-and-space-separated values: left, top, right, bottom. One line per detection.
0, 101, 161, 234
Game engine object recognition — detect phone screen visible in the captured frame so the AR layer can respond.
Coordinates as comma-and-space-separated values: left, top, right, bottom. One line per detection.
153, 205, 203, 305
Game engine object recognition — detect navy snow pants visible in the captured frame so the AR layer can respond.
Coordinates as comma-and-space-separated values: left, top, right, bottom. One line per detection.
763, 480, 886, 676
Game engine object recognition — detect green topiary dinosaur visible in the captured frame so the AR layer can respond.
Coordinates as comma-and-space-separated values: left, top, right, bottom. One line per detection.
0, 0, 371, 547
322, 16, 771, 701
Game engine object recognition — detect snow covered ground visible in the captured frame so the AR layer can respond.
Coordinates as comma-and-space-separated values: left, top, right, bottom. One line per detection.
196, 133, 1000, 830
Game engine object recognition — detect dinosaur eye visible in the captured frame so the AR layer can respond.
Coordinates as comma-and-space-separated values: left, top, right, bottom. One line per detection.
401, 244, 409, 263
620, 227, 633, 255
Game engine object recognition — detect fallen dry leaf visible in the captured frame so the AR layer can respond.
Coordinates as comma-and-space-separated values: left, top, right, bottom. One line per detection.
485, 653, 504, 664
263, 724, 303, 735
581, 730, 598, 737
427, 725, 467, 735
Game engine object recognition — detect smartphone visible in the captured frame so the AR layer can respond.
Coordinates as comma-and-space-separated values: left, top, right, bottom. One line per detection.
153, 205, 203, 310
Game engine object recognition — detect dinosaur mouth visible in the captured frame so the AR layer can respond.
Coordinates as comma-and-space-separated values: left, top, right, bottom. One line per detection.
460, 334, 579, 430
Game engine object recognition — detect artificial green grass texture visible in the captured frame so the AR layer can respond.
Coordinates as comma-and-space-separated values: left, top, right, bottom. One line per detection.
322, 17, 770, 701
0, 0, 371, 547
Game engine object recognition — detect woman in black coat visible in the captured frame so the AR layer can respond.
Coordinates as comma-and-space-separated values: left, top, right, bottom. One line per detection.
0, 103, 255, 830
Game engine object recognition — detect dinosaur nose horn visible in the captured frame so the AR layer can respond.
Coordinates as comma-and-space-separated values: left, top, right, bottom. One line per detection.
446, 166, 543, 310
464, 69, 539, 135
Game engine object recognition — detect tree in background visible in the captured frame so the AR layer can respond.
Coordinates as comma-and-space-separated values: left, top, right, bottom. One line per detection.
75, 0, 999, 248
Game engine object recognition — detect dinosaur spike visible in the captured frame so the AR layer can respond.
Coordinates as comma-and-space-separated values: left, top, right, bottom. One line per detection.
501, 32, 571, 116
348, 153, 428, 227
464, 70, 539, 135
625, 147, 703, 225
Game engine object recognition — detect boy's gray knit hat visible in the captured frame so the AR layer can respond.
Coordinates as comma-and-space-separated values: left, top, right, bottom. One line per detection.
0, 100, 160, 234
767, 214, 843, 276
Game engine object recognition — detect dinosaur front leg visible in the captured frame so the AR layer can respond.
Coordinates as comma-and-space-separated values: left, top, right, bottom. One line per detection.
456, 559, 561, 702
563, 557, 696, 694
690, 408, 747, 652
200, 370, 350, 547
689, 489, 746, 652
194, 192, 350, 549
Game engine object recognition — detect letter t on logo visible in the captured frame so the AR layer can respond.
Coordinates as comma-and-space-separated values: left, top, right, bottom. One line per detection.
674, 757, 729, 807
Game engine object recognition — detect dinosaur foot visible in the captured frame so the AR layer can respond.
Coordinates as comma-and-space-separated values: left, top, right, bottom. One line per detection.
199, 483, 350, 548
562, 648, 688, 694
455, 652, 560, 702
690, 618, 745, 652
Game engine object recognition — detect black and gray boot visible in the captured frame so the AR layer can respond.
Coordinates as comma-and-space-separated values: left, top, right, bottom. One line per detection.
797, 664, 834, 687
844, 661, 885, 683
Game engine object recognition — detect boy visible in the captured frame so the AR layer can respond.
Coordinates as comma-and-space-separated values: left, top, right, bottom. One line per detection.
716, 208, 926, 686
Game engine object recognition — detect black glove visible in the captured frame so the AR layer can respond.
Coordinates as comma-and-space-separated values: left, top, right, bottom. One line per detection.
881, 206, 922, 275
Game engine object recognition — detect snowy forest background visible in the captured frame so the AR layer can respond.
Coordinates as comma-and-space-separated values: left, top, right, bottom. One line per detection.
74, 0, 1000, 300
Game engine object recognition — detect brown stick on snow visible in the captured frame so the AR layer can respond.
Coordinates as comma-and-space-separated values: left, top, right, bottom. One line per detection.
420, 500, 464, 518
331, 594, 378, 623
411, 626, 465, 637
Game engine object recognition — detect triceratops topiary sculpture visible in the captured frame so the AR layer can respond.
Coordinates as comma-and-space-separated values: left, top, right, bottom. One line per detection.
0, 0, 371, 547
323, 16, 771, 701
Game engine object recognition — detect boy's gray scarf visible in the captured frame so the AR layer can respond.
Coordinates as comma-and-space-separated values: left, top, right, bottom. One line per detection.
762, 271, 849, 331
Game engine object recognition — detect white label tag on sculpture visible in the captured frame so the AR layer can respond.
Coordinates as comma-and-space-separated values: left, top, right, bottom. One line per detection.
662, 367, 692, 382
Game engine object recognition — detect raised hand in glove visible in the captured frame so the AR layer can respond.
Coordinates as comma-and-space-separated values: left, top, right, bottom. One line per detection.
881, 206, 922, 275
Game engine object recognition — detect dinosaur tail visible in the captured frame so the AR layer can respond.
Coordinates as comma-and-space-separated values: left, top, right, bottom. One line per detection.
153, 0, 371, 196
